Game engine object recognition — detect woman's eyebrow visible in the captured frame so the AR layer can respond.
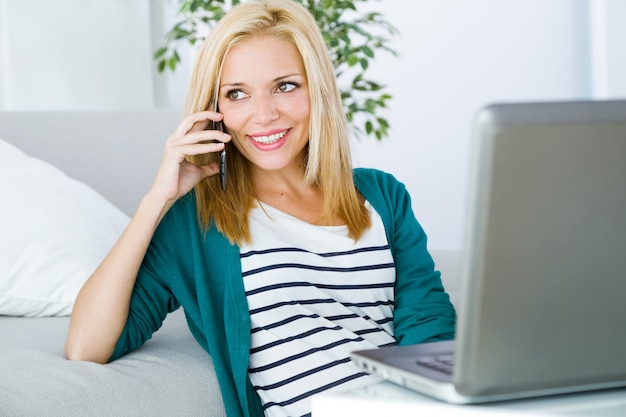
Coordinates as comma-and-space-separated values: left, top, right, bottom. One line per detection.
273, 73, 303, 82
220, 81, 244, 88
221, 73, 304, 88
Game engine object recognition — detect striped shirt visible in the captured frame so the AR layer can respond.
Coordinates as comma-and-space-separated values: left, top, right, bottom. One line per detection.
240, 201, 397, 417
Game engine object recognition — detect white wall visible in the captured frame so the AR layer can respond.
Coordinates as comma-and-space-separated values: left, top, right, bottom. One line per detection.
353, 0, 594, 249
0, 0, 154, 109
1, 0, 624, 249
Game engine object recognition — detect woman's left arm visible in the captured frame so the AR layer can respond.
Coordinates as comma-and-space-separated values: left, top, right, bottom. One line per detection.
355, 169, 456, 345
390, 180, 456, 345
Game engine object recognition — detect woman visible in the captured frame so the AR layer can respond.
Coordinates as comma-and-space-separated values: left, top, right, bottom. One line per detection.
65, 1, 456, 416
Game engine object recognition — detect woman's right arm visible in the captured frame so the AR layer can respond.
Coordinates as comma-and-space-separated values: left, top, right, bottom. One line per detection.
64, 111, 230, 363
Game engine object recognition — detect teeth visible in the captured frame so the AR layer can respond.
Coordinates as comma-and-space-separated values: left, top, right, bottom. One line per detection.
252, 130, 287, 145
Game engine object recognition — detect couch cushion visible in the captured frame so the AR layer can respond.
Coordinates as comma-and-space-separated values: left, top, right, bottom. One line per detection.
0, 138, 129, 317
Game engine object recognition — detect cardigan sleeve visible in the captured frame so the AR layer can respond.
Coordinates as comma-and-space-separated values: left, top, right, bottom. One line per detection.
109, 206, 181, 362
354, 168, 456, 345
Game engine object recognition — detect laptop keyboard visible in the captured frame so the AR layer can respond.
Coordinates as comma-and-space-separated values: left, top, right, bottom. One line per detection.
416, 354, 455, 375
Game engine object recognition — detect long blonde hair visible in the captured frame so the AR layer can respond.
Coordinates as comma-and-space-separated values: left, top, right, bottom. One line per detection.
184, 0, 370, 244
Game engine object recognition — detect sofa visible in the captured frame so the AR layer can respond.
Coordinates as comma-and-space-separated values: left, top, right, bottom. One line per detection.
0, 110, 461, 416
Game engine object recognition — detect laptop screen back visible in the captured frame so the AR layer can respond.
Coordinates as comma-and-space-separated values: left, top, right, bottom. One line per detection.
454, 100, 626, 396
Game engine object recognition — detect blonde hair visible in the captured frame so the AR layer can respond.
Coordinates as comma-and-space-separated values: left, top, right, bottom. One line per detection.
185, 0, 370, 244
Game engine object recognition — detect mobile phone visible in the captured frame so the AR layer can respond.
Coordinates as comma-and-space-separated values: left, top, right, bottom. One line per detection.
211, 119, 227, 190
219, 145, 227, 191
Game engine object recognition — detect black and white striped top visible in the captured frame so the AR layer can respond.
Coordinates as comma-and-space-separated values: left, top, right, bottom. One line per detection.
240, 202, 397, 417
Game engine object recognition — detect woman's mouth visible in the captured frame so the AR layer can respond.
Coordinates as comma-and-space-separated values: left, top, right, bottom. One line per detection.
250, 129, 289, 145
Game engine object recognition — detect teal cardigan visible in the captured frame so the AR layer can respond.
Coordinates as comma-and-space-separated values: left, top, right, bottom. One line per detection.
110, 168, 456, 417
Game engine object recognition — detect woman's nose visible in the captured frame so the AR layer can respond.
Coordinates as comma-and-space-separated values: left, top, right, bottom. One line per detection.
252, 94, 279, 125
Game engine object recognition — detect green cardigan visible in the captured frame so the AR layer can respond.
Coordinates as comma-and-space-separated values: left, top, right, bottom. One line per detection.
110, 168, 456, 417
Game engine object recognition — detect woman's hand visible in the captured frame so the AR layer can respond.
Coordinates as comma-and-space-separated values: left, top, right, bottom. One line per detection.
150, 111, 231, 205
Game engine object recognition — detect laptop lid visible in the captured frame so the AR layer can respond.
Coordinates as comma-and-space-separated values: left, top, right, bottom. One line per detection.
454, 99, 626, 397
352, 99, 626, 403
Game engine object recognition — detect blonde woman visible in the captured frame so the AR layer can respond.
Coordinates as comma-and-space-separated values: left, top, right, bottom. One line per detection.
66, 1, 456, 416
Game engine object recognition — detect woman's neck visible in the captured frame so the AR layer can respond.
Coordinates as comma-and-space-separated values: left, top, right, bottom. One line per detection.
252, 172, 345, 226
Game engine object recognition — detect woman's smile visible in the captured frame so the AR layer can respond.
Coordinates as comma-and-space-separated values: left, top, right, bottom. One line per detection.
249, 128, 291, 147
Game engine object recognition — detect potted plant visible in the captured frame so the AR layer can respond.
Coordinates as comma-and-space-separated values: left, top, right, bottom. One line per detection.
154, 0, 398, 141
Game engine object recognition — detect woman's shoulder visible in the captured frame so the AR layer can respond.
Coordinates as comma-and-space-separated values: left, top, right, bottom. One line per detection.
353, 167, 412, 222
353, 167, 407, 195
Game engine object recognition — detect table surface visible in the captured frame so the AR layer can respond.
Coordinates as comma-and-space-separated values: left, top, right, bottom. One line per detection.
312, 381, 626, 417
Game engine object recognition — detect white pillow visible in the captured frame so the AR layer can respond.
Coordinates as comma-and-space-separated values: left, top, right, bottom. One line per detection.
0, 139, 130, 317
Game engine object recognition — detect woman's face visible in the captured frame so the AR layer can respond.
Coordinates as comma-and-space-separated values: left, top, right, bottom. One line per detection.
218, 36, 311, 177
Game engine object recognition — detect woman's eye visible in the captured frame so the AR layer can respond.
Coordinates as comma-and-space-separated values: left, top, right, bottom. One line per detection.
227, 89, 247, 101
277, 82, 297, 93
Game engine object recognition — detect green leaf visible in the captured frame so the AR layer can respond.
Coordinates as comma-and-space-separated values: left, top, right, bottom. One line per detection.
153, 47, 168, 59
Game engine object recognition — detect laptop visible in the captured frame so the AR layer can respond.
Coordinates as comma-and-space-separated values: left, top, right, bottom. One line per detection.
351, 99, 626, 404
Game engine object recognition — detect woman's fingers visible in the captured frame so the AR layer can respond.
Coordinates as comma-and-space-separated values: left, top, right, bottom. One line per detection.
168, 111, 230, 151
178, 140, 226, 158
175, 110, 222, 136
175, 128, 230, 147
151, 111, 231, 201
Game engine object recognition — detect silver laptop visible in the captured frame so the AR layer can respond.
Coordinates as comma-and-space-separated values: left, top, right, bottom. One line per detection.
351, 99, 626, 404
